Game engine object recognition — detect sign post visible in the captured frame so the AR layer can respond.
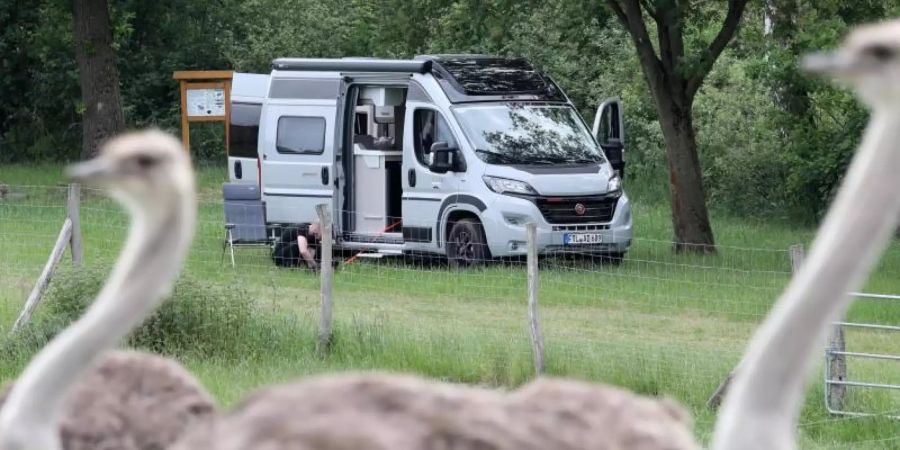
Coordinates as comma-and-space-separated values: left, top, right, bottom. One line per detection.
172, 70, 234, 153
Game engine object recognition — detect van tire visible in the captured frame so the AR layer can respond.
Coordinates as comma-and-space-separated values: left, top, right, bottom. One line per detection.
446, 218, 490, 268
600, 252, 625, 265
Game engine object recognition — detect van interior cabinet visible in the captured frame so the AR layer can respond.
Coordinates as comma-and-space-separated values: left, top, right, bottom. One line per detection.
353, 146, 402, 234
350, 88, 406, 236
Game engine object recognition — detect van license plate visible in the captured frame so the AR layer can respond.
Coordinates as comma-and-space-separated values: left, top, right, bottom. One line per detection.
564, 233, 603, 245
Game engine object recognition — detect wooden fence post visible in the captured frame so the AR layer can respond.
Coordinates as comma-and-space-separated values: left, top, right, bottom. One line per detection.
826, 324, 846, 411
68, 183, 83, 266
707, 244, 807, 410
315, 204, 334, 355
789, 244, 805, 273
11, 218, 73, 334
526, 223, 546, 375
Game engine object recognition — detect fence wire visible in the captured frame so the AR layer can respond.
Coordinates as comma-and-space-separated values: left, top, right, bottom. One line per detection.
1, 183, 899, 447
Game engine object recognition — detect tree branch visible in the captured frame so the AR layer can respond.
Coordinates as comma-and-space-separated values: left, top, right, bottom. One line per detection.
639, 0, 660, 22
605, 0, 629, 28
685, 0, 749, 99
605, 0, 666, 96
653, 2, 675, 77
668, 3, 685, 65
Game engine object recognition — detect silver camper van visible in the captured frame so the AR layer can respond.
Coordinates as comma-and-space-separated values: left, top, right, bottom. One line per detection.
247, 55, 632, 265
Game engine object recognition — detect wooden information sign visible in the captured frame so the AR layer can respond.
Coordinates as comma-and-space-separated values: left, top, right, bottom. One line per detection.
173, 70, 234, 153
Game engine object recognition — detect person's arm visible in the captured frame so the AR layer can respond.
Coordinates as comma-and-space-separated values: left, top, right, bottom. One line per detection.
297, 235, 318, 271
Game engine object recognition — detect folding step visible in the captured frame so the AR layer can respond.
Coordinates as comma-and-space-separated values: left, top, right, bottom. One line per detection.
355, 253, 385, 259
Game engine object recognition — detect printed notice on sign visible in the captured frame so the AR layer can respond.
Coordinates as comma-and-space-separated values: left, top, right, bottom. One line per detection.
186, 88, 225, 117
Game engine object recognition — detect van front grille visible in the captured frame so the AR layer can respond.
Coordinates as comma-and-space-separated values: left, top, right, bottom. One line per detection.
552, 224, 610, 232
535, 195, 618, 224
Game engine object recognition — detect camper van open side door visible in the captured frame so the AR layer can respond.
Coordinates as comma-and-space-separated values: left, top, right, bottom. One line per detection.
229, 73, 269, 184
260, 103, 335, 225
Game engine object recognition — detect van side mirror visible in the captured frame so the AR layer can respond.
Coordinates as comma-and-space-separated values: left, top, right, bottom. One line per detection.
429, 141, 457, 173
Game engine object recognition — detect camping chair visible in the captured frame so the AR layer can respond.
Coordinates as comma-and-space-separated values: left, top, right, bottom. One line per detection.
222, 182, 269, 267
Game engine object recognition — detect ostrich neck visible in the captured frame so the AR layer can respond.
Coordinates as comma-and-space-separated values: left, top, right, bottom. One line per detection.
712, 109, 900, 449
0, 193, 194, 434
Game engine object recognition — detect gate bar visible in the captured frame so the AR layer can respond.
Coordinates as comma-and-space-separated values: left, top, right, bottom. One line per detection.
830, 350, 900, 362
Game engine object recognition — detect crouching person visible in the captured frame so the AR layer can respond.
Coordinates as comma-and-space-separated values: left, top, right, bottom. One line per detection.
272, 222, 322, 272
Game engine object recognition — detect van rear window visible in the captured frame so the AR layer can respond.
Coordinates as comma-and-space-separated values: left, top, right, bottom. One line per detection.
229, 103, 262, 158
276, 116, 326, 154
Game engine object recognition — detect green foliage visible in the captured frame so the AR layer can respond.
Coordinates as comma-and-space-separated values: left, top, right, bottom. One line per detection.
0, 0, 80, 162
1, 0, 897, 219
737, 0, 896, 220
9, 266, 277, 359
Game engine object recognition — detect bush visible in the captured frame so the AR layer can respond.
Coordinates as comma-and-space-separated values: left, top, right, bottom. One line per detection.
8, 266, 274, 359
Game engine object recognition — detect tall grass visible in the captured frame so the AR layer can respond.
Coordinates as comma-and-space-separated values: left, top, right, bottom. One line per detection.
1, 163, 899, 448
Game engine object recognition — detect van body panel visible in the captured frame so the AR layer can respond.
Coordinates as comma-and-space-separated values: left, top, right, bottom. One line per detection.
482, 164, 615, 196
259, 102, 336, 224
228, 102, 262, 184
434, 197, 487, 249
399, 74, 470, 251
228, 73, 269, 184
480, 191, 632, 257
399, 99, 452, 252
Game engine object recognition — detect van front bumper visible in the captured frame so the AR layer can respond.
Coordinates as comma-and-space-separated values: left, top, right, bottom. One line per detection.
482, 192, 634, 258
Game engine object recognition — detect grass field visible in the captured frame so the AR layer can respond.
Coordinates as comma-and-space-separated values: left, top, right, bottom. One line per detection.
2, 162, 900, 448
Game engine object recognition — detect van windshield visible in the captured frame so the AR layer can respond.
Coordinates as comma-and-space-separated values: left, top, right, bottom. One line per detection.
454, 104, 606, 165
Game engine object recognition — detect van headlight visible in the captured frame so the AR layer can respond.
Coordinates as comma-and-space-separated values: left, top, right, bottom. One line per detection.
607, 174, 622, 194
483, 176, 537, 195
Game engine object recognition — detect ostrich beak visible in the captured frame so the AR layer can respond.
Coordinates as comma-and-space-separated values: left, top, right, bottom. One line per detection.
66, 157, 116, 183
802, 50, 857, 76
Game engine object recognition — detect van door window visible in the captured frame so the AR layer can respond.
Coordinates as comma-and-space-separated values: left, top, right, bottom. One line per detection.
597, 103, 622, 146
230, 103, 262, 158
276, 116, 326, 154
413, 109, 457, 167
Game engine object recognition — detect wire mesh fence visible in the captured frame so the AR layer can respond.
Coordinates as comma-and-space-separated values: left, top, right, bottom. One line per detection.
1, 183, 899, 446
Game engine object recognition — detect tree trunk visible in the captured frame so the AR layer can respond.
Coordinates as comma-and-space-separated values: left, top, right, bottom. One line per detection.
73, 0, 124, 159
604, 0, 749, 253
657, 98, 716, 252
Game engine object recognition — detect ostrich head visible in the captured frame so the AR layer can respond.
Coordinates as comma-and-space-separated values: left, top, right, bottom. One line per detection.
713, 18, 900, 450
0, 130, 195, 450
803, 19, 900, 109
67, 129, 194, 221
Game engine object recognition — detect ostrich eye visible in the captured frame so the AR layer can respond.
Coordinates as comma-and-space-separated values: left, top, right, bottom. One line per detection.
863, 44, 896, 61
134, 155, 158, 169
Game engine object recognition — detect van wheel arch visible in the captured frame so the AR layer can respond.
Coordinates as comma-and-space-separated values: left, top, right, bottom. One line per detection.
444, 211, 491, 267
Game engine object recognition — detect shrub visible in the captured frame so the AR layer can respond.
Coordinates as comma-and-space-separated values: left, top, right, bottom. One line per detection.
7, 265, 272, 359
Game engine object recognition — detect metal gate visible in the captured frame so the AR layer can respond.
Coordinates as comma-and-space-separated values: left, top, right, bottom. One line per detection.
825, 292, 900, 418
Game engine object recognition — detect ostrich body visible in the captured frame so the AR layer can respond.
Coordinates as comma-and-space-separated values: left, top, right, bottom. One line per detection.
712, 19, 900, 450
0, 351, 212, 450
0, 130, 214, 450
171, 373, 698, 450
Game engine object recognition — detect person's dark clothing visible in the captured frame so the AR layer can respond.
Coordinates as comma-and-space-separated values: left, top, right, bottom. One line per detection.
272, 224, 320, 268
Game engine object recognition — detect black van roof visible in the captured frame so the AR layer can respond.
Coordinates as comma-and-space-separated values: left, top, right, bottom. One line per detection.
271, 55, 567, 103
271, 58, 431, 73
417, 55, 565, 102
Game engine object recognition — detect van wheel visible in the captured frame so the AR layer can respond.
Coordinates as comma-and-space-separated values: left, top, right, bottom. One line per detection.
599, 252, 625, 265
447, 218, 490, 268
